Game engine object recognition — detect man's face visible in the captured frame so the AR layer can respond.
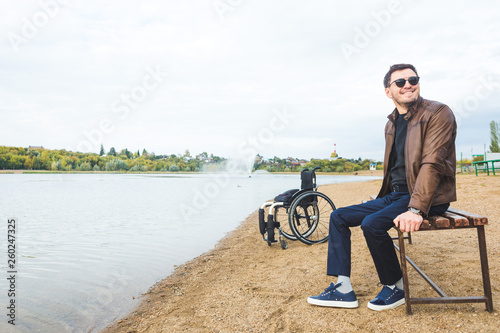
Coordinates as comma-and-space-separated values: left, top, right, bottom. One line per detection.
385, 68, 420, 109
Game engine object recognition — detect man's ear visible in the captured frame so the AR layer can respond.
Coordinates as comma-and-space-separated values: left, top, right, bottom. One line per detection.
385, 87, 393, 100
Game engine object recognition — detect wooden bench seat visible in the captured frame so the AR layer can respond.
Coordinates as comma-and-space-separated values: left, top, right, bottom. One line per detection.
395, 208, 493, 314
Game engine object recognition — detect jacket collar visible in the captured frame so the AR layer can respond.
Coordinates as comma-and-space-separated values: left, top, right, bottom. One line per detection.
387, 96, 423, 123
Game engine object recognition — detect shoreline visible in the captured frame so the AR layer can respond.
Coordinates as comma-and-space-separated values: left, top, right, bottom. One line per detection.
103, 174, 498, 332
0, 169, 383, 176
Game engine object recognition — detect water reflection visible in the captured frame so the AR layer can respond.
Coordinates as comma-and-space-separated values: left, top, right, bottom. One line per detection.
0, 173, 380, 332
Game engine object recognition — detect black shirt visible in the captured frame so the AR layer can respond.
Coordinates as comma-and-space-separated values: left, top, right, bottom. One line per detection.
390, 113, 408, 187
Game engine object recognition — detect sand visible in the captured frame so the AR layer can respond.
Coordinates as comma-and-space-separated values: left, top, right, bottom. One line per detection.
102, 174, 499, 332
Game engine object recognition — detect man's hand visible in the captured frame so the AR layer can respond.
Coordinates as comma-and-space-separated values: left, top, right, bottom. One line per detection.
394, 211, 423, 232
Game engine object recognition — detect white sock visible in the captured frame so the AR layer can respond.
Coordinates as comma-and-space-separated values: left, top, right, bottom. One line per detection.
387, 278, 404, 290
336, 275, 353, 293
395, 278, 404, 290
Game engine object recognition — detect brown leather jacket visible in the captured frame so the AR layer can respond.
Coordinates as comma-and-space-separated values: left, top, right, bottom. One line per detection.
377, 97, 457, 215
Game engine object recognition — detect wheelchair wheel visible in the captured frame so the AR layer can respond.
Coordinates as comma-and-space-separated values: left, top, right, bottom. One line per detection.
289, 191, 335, 245
273, 206, 297, 241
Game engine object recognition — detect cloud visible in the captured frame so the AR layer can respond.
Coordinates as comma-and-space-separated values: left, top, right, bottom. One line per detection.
2, 0, 499, 160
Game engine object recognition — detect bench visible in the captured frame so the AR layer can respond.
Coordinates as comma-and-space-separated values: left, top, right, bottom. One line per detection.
472, 159, 500, 176
368, 196, 493, 314
396, 208, 493, 314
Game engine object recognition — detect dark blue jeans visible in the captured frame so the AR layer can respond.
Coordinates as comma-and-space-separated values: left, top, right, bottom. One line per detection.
327, 191, 449, 285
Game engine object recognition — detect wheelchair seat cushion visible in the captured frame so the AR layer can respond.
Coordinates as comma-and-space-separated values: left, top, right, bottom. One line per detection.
274, 189, 299, 203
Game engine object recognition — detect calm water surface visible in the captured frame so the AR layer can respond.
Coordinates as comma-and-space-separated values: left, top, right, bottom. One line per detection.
0, 173, 380, 332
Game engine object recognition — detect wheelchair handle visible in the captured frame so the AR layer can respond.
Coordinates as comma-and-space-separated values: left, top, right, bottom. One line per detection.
302, 166, 321, 172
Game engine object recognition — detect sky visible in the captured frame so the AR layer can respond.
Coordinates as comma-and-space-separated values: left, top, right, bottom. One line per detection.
1, 0, 499, 162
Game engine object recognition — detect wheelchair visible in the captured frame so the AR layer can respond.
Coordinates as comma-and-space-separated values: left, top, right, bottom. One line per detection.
258, 167, 336, 249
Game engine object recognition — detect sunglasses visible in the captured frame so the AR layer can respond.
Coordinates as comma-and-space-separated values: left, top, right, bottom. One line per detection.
389, 76, 420, 88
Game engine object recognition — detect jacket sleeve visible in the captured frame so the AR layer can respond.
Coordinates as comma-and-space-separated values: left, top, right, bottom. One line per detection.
408, 105, 456, 214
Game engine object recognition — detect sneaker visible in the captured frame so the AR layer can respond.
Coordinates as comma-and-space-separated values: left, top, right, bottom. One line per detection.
307, 283, 359, 308
367, 285, 405, 311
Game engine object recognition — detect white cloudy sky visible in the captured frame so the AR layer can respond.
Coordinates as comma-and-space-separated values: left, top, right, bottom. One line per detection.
1, 0, 499, 161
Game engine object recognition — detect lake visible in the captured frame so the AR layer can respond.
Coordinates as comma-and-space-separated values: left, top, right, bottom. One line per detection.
0, 172, 380, 332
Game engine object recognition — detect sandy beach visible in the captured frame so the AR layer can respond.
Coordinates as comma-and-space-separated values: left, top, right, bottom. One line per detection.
103, 174, 499, 332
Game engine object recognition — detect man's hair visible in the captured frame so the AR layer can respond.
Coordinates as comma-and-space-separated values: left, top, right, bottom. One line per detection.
383, 64, 418, 88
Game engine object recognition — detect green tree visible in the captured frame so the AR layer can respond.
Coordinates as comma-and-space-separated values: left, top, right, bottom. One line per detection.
79, 162, 92, 171
24, 155, 33, 169
52, 160, 64, 171
129, 164, 141, 172
108, 147, 116, 156
32, 155, 39, 169
0, 156, 7, 169
490, 120, 500, 153
39, 151, 51, 170
100, 144, 105, 156
120, 148, 132, 159
9, 155, 25, 169
105, 158, 128, 171
84, 155, 99, 168
344, 161, 354, 172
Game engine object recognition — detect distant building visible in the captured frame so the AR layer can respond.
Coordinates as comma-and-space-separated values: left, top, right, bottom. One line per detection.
196, 153, 208, 161
29, 146, 44, 150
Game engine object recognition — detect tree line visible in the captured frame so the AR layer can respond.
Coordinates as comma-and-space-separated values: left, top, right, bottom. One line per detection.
2, 120, 496, 173
0, 145, 382, 173
253, 156, 382, 173
0, 146, 223, 172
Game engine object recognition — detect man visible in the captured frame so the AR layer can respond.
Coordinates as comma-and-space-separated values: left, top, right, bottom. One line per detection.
308, 64, 457, 310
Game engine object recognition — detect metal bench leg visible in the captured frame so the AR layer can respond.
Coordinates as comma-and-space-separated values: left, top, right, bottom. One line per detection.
398, 229, 412, 314
477, 226, 494, 312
